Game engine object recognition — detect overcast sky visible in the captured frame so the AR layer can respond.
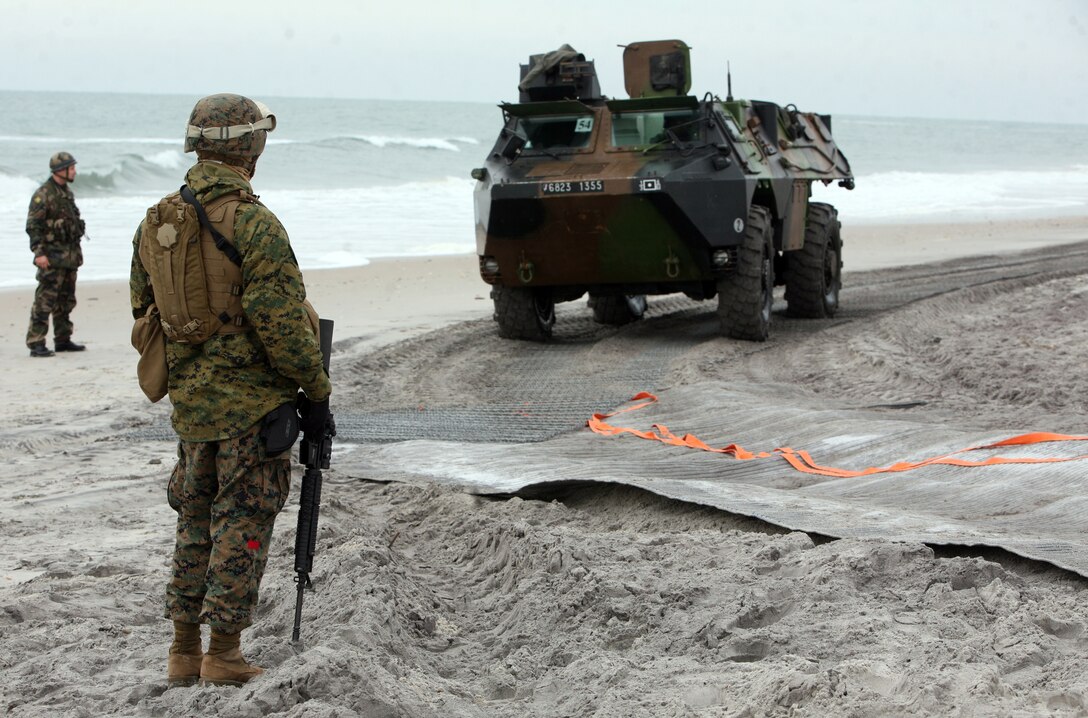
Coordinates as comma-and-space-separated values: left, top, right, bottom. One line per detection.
1, 0, 1086, 124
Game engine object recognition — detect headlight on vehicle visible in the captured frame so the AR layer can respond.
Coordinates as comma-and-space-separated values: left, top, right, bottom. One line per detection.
711, 249, 731, 268
479, 256, 501, 283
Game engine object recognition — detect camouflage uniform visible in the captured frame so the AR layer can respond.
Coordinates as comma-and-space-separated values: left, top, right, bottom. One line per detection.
131, 161, 331, 633
26, 176, 84, 347
166, 422, 288, 628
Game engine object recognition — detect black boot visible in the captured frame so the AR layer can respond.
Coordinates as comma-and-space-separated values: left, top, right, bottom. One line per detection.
54, 340, 85, 352
29, 344, 54, 358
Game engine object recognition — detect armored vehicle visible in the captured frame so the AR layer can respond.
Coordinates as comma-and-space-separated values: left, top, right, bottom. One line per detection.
472, 40, 854, 341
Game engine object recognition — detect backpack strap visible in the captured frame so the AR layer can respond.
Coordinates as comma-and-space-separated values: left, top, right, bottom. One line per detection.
180, 185, 243, 267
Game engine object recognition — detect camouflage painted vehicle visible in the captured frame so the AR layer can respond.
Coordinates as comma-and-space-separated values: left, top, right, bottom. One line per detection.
472, 40, 855, 341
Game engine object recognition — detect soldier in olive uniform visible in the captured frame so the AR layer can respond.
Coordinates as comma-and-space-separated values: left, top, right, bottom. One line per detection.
26, 151, 86, 357
130, 94, 332, 687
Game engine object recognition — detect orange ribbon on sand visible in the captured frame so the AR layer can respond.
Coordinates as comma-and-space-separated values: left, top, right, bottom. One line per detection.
587, 392, 1088, 478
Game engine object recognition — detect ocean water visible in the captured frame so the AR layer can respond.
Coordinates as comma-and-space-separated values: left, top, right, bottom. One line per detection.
1, 90, 1087, 289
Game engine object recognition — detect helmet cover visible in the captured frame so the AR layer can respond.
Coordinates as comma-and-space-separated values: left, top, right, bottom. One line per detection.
184, 93, 276, 159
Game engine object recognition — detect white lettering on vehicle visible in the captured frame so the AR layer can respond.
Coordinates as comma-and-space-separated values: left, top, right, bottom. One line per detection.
541, 180, 605, 194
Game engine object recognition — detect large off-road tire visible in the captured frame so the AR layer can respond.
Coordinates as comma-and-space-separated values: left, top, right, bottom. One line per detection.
588, 294, 648, 325
783, 202, 842, 318
491, 286, 555, 341
717, 205, 774, 341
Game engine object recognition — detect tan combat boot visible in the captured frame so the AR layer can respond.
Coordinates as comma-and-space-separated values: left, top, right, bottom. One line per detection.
167, 621, 203, 688
200, 630, 263, 687
167, 653, 204, 688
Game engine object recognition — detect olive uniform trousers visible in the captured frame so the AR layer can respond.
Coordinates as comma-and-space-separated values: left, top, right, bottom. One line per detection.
26, 266, 77, 347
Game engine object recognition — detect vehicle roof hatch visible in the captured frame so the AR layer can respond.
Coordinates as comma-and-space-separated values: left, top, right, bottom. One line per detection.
622, 40, 692, 99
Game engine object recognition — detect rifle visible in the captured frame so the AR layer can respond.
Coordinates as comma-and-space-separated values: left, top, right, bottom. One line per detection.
292, 318, 335, 643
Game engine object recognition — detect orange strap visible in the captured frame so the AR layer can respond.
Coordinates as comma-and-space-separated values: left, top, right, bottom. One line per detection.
587, 392, 1088, 478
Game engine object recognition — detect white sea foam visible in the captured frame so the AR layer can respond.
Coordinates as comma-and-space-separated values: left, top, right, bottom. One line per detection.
0, 178, 476, 288
813, 167, 1088, 223
0, 172, 37, 196
269, 177, 476, 269
348, 135, 465, 151
263, 135, 478, 150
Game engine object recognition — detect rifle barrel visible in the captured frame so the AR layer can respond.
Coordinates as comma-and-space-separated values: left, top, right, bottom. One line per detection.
291, 578, 306, 642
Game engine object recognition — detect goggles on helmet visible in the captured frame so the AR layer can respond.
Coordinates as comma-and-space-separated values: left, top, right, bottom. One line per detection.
185, 111, 277, 142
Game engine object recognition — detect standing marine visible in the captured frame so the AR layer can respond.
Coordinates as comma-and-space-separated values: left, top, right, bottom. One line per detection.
26, 151, 86, 357
129, 93, 332, 687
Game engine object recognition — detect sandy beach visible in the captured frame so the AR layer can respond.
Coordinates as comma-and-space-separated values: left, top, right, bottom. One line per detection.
3, 215, 1088, 717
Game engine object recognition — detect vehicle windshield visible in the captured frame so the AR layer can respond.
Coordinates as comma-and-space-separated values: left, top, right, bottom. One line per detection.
610, 108, 701, 148
515, 115, 596, 151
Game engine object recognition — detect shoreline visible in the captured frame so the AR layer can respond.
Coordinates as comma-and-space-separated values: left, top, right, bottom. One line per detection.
0, 216, 1085, 366
7, 214, 1088, 291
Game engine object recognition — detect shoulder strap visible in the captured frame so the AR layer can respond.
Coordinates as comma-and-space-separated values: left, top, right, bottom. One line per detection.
179, 185, 243, 267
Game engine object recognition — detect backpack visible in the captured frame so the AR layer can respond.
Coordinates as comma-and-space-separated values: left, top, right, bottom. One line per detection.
138, 186, 259, 344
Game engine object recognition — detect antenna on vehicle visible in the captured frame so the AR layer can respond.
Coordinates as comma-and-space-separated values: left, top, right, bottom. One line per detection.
726, 62, 733, 102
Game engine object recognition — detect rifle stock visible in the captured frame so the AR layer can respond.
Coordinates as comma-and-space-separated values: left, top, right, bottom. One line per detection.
292, 317, 334, 643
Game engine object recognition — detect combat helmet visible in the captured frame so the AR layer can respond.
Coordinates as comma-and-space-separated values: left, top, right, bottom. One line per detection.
49, 151, 77, 173
184, 93, 276, 165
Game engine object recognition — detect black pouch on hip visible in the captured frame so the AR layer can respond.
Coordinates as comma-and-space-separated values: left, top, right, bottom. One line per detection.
261, 401, 300, 457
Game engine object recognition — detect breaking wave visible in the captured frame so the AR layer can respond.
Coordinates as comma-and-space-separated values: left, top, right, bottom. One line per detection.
66, 151, 187, 196
308, 135, 481, 152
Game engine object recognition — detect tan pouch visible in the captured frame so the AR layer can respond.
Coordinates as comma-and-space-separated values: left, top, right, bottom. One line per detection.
131, 304, 168, 403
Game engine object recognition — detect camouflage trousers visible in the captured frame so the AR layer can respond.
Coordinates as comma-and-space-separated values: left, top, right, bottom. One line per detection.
26, 266, 77, 347
165, 421, 290, 632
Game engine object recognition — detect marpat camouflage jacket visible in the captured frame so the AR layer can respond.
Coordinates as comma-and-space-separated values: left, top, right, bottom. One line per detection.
130, 162, 331, 441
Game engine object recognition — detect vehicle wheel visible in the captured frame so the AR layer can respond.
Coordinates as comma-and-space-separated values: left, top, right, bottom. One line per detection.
588, 294, 647, 325
491, 285, 555, 341
717, 205, 774, 341
783, 202, 841, 318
